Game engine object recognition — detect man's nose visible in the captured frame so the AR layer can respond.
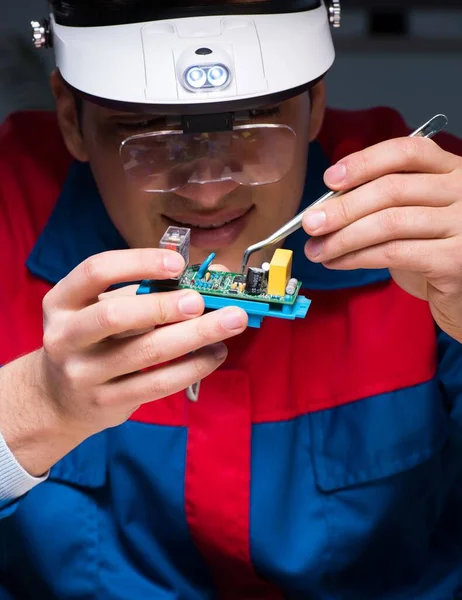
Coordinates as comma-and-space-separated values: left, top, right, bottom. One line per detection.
175, 180, 240, 207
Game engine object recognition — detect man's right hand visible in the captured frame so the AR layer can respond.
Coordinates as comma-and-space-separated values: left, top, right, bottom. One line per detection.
0, 249, 248, 477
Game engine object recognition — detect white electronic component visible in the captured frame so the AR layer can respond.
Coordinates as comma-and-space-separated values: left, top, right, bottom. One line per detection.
159, 226, 191, 267
286, 278, 298, 295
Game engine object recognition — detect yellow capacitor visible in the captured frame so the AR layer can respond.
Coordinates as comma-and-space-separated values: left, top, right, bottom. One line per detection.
205, 272, 211, 282
267, 249, 293, 297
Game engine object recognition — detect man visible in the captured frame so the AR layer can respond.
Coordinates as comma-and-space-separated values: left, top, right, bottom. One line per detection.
1, 0, 462, 598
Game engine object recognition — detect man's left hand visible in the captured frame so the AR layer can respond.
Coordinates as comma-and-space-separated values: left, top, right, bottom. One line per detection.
303, 136, 462, 342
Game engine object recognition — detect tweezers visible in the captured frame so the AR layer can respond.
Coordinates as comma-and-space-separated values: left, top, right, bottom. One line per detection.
240, 113, 448, 274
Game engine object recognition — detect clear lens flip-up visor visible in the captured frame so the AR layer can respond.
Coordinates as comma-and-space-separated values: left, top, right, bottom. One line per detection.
120, 124, 296, 193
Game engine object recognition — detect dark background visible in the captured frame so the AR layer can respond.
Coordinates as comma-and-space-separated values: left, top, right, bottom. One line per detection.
1, 1, 461, 135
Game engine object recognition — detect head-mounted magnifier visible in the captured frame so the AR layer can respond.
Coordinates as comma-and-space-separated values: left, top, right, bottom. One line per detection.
32, 0, 341, 192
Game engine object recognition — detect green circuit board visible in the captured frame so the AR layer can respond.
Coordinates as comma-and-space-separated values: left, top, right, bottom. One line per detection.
168, 265, 301, 305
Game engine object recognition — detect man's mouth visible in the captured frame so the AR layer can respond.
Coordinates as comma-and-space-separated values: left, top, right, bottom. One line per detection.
162, 207, 254, 249
168, 216, 242, 230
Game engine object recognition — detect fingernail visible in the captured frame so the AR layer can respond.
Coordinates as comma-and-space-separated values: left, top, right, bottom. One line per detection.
220, 308, 247, 331
306, 239, 323, 259
325, 163, 347, 185
304, 211, 326, 232
164, 252, 184, 273
209, 343, 228, 361
178, 292, 203, 315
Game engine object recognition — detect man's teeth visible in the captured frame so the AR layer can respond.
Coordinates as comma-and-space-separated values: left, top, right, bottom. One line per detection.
177, 219, 235, 230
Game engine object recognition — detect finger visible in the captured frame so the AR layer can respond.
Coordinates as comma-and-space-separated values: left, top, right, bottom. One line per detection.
104, 343, 229, 406
96, 269, 229, 340
303, 172, 459, 236
98, 284, 140, 300
320, 238, 450, 275
98, 285, 177, 342
48, 249, 185, 310
85, 305, 248, 382
324, 136, 461, 191
64, 289, 205, 349
305, 206, 453, 263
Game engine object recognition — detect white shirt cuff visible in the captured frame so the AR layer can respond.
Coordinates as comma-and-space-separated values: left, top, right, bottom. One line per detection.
0, 429, 48, 501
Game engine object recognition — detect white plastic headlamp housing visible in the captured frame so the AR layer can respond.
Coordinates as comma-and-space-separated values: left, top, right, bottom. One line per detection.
52, 2, 335, 112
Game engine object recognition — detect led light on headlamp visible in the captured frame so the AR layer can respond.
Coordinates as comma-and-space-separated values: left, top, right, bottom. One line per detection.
208, 65, 230, 88
184, 64, 231, 91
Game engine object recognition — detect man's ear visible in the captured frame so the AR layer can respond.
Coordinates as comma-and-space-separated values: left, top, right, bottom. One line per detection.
308, 80, 326, 142
50, 69, 89, 162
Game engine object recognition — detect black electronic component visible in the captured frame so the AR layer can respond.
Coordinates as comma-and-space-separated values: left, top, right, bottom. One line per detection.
233, 275, 246, 284
149, 278, 181, 291
245, 267, 265, 295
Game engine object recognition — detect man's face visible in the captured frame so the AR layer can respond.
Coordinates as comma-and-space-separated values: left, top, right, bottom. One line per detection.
77, 91, 323, 271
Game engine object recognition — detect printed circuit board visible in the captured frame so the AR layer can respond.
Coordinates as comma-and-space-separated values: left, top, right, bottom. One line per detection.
136, 226, 310, 328
168, 265, 302, 305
